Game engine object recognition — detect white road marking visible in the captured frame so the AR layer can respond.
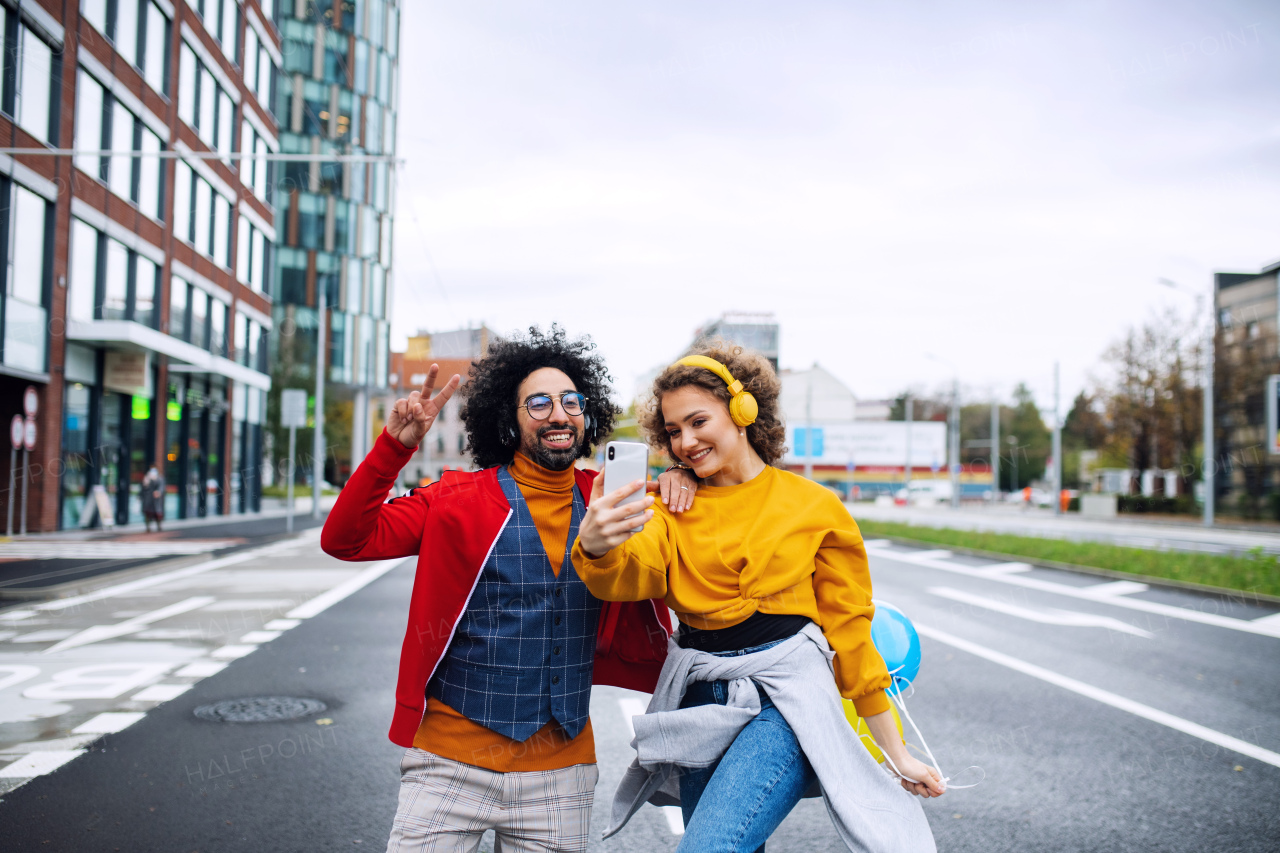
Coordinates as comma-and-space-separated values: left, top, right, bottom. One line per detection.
917, 623, 1280, 770
617, 697, 647, 738
12, 630, 77, 643
862, 539, 892, 547
239, 630, 282, 643
0, 610, 38, 621
131, 683, 193, 702
928, 587, 1154, 638
33, 534, 317, 612
0, 750, 85, 777
210, 644, 258, 660
866, 546, 1280, 638
43, 597, 218, 653
0, 734, 99, 754
1252, 612, 1280, 629
71, 711, 147, 734
286, 558, 408, 619
264, 619, 301, 630
174, 660, 228, 677
0, 540, 241, 559
202, 599, 297, 611
1083, 581, 1150, 597
976, 562, 1032, 575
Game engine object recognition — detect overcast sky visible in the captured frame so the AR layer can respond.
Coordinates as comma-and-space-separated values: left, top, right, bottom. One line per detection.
391, 0, 1280, 413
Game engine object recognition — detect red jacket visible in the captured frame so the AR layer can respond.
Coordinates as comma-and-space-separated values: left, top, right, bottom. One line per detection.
321, 428, 672, 747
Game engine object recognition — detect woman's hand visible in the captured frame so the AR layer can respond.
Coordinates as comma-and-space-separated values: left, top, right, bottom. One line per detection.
386, 364, 461, 449
652, 467, 699, 513
863, 707, 945, 797
579, 475, 655, 558
886, 753, 945, 798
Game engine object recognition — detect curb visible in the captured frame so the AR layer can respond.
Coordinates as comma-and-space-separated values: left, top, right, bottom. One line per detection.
866, 533, 1280, 607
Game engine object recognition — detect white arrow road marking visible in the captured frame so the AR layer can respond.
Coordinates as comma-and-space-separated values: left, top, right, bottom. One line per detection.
975, 562, 1032, 575
43, 597, 217, 653
916, 623, 1280, 770
866, 545, 1280, 638
928, 587, 1154, 638
1252, 612, 1280, 630
1082, 580, 1150, 597
616, 697, 683, 835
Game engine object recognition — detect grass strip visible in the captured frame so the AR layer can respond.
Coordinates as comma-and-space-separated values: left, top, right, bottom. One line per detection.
854, 519, 1280, 599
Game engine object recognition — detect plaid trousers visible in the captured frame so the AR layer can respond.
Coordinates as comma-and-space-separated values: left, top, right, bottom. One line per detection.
386, 748, 598, 853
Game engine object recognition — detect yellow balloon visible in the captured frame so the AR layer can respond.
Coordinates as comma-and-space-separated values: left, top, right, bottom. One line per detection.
842, 697, 904, 764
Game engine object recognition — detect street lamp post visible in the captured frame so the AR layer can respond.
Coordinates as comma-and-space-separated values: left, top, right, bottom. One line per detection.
1158, 278, 1213, 527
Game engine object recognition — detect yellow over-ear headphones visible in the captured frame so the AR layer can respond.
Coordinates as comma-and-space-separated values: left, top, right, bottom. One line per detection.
675, 356, 759, 428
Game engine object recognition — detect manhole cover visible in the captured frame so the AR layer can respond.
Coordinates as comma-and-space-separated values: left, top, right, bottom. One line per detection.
193, 697, 328, 723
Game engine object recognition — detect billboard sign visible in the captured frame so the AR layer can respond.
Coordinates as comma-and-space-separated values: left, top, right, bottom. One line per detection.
784, 421, 947, 467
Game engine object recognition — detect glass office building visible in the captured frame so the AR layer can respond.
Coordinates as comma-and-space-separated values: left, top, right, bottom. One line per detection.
270, 0, 399, 484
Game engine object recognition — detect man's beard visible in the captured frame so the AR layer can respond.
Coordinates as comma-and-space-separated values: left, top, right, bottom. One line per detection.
523, 424, 582, 471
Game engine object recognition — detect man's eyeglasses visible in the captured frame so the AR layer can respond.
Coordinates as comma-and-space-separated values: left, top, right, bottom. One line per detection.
519, 392, 588, 420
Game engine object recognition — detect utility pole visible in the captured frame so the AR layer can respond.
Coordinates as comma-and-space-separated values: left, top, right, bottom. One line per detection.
312, 285, 327, 519
904, 395, 913, 498
804, 376, 814, 481
990, 400, 1000, 503
949, 379, 960, 509
1203, 308, 1214, 527
1053, 362, 1063, 516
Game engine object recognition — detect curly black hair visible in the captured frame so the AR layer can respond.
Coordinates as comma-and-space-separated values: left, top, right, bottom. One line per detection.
459, 324, 619, 470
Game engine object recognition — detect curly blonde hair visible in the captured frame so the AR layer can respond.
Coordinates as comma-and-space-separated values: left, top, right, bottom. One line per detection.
639, 342, 787, 465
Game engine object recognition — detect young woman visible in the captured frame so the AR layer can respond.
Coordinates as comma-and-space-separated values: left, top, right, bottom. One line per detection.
572, 345, 944, 853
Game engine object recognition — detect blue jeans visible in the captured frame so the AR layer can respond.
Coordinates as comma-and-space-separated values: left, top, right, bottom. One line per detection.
675, 639, 818, 853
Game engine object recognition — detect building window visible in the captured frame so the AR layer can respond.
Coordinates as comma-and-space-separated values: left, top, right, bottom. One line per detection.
65, 217, 161, 329
1, 181, 51, 372
237, 217, 272, 292
181, 41, 238, 154
170, 276, 189, 341
142, 2, 171, 95
210, 298, 227, 357
190, 287, 208, 350
75, 71, 165, 221
12, 23, 56, 143
82, 0, 171, 94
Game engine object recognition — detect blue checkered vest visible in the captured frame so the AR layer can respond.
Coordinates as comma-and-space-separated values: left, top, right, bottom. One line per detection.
429, 466, 601, 741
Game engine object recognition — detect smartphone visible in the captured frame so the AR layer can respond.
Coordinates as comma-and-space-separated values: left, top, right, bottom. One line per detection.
603, 441, 649, 533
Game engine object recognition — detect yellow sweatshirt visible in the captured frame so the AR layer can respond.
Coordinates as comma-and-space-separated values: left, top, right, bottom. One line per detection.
571, 465, 892, 717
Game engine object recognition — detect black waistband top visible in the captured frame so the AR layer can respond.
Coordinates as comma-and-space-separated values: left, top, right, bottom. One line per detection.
675, 611, 812, 653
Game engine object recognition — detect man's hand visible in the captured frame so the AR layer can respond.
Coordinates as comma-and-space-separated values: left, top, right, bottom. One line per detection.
651, 467, 698, 513
387, 364, 462, 449
579, 475, 654, 558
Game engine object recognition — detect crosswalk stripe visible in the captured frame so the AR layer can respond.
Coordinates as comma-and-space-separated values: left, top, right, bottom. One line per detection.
0, 750, 85, 778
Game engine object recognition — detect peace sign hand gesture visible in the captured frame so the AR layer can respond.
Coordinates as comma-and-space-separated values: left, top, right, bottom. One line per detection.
386, 364, 462, 449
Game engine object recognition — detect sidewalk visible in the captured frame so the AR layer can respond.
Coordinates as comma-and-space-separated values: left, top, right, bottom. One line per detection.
0, 494, 339, 542
848, 502, 1280, 557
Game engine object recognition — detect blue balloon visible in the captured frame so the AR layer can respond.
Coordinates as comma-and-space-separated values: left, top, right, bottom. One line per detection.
870, 599, 921, 696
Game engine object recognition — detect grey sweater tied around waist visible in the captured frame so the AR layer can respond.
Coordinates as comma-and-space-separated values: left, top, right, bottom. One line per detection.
606, 622, 937, 853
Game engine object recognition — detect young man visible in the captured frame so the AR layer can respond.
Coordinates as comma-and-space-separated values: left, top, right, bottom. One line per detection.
322, 327, 696, 853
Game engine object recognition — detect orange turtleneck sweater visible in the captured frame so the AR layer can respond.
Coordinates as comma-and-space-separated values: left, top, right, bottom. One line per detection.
411, 452, 596, 771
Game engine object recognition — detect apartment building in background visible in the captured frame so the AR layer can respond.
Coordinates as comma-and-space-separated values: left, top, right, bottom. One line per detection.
268, 0, 399, 485
0, 0, 281, 532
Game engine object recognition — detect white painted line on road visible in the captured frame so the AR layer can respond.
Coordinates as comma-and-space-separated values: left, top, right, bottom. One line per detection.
239, 630, 282, 643
33, 533, 317, 612
174, 660, 228, 677
131, 683, 193, 702
264, 619, 301, 630
286, 558, 408, 619
862, 539, 892, 547
976, 562, 1031, 575
1083, 581, 1150, 597
917, 623, 1280, 770
0, 609, 37, 621
0, 750, 85, 778
909, 549, 954, 560
12, 629, 76, 643
928, 587, 1154, 638
44, 596, 217, 653
0, 734, 99, 754
617, 697, 647, 738
1252, 612, 1280, 629
72, 712, 147, 734
867, 546, 1280, 638
210, 644, 258, 660
664, 806, 686, 835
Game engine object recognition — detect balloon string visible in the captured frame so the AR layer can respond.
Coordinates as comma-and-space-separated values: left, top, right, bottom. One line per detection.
880, 674, 984, 791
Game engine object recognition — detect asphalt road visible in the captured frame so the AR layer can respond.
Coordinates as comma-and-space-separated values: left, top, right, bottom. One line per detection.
1, 534, 1278, 851
851, 502, 1280, 557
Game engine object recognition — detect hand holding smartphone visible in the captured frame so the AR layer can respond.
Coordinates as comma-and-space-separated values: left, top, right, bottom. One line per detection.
603, 441, 648, 533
